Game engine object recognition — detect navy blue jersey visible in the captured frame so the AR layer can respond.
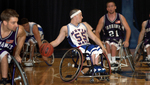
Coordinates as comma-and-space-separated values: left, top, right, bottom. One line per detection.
144, 20, 150, 40
102, 13, 125, 41
0, 22, 18, 53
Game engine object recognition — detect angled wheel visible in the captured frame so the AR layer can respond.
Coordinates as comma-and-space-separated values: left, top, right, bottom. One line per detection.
44, 53, 55, 66
133, 41, 143, 66
10, 56, 29, 85
100, 53, 111, 75
125, 47, 135, 72
59, 48, 83, 82
42, 39, 55, 66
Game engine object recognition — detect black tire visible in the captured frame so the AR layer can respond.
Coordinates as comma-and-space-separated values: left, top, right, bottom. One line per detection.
59, 48, 83, 82
10, 56, 29, 85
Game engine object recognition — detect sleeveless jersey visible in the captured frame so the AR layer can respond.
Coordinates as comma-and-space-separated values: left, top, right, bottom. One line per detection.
144, 20, 150, 40
102, 13, 125, 41
25, 22, 44, 39
0, 22, 18, 53
67, 23, 90, 47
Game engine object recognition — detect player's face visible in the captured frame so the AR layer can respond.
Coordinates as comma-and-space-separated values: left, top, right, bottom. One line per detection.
6, 17, 18, 31
76, 12, 83, 23
22, 23, 30, 31
106, 2, 116, 14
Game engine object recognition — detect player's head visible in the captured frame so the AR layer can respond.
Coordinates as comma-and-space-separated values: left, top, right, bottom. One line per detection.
106, 1, 116, 14
1, 9, 19, 31
21, 18, 30, 30
70, 9, 83, 23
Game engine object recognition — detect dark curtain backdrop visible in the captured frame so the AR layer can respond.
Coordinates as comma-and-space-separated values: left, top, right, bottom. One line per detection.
0, 0, 122, 49
134, 0, 150, 31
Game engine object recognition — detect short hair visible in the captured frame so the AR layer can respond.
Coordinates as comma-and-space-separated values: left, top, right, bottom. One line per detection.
1, 9, 19, 21
70, 9, 80, 17
106, 1, 116, 6
20, 18, 29, 25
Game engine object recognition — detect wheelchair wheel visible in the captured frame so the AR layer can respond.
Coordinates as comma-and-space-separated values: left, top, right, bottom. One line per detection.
124, 47, 135, 72
10, 56, 29, 85
59, 48, 83, 82
133, 41, 143, 66
42, 39, 55, 66
44, 53, 55, 66
100, 53, 111, 75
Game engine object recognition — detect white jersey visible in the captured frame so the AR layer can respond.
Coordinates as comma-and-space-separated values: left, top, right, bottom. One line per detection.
25, 22, 44, 40
67, 23, 90, 47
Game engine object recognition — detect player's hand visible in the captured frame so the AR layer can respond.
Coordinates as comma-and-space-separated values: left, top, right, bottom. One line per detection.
102, 47, 108, 55
15, 55, 22, 63
123, 41, 129, 47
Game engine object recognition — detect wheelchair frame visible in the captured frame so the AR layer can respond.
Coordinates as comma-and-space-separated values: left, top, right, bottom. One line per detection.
59, 47, 111, 83
21, 39, 54, 66
110, 42, 135, 72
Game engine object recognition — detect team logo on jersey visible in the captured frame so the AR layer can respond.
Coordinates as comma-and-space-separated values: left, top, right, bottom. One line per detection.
6, 40, 14, 44
115, 20, 121, 24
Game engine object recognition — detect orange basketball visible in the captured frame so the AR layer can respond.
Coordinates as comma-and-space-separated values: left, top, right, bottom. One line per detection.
39, 43, 54, 57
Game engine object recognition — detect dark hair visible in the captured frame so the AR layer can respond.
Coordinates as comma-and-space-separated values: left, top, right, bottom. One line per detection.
106, 1, 116, 6
70, 9, 80, 17
1, 9, 19, 21
20, 18, 29, 24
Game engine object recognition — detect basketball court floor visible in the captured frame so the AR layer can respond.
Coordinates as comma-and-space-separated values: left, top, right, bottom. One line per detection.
24, 49, 150, 85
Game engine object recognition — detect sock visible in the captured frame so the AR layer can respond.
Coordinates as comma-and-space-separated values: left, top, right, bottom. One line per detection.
107, 54, 112, 63
112, 56, 116, 63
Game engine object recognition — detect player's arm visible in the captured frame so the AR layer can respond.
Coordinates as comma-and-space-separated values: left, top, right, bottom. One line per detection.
83, 22, 107, 54
15, 25, 26, 63
95, 16, 104, 40
50, 26, 67, 47
32, 24, 42, 47
138, 21, 146, 44
120, 14, 131, 47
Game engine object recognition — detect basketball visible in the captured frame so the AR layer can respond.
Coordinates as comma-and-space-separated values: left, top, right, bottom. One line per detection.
39, 43, 54, 57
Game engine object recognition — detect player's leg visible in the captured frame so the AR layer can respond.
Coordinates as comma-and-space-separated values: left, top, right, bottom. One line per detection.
146, 46, 150, 60
111, 45, 118, 67
1, 54, 8, 84
105, 42, 112, 64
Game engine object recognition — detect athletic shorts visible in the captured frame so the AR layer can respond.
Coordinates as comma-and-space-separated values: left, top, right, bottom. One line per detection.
78, 44, 103, 58
105, 38, 122, 50
0, 50, 11, 63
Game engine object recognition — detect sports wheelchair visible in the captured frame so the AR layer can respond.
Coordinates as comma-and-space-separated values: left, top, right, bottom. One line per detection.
133, 41, 150, 67
0, 55, 28, 85
21, 39, 54, 66
105, 39, 135, 72
59, 47, 111, 83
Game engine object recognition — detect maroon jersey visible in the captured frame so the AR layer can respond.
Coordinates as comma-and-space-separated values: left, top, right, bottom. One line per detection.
0, 22, 18, 54
102, 13, 125, 41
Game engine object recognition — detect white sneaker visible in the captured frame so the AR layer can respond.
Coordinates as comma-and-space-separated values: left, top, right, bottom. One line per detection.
24, 59, 33, 66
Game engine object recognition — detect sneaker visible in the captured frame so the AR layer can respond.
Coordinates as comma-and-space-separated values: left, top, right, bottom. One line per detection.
90, 65, 106, 73
24, 59, 33, 66
111, 63, 118, 67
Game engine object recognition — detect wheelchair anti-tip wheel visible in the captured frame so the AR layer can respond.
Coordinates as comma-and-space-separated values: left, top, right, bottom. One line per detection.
59, 48, 83, 82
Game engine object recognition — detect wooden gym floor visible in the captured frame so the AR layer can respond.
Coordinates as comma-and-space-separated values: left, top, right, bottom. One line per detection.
23, 49, 150, 85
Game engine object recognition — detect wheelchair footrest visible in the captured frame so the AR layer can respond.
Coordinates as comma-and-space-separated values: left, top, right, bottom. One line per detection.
79, 74, 110, 78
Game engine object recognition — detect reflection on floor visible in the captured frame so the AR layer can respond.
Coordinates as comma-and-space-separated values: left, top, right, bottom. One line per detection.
23, 56, 150, 85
